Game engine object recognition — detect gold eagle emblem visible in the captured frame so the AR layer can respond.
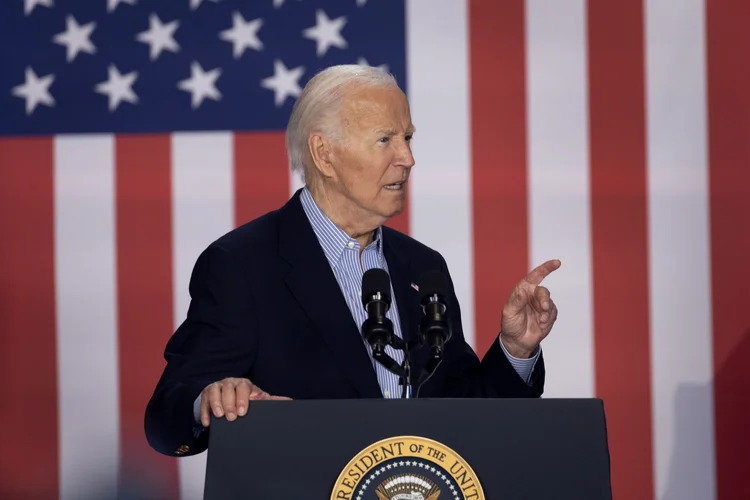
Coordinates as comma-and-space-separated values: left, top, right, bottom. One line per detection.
375, 473, 441, 500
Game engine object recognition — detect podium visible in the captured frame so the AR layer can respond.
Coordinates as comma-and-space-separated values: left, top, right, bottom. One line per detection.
203, 398, 612, 499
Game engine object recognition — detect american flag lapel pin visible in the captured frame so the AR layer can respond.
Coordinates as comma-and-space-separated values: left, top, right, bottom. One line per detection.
410, 282, 419, 292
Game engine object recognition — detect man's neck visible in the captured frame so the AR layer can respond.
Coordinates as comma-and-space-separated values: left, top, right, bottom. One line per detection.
307, 185, 379, 250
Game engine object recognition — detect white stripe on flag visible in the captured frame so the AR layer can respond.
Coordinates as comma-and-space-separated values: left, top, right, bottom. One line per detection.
172, 132, 235, 500
645, 0, 716, 497
526, 0, 594, 397
54, 135, 120, 499
406, 0, 475, 348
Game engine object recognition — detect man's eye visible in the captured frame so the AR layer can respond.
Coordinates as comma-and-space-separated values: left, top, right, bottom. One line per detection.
405, 135, 413, 142
379, 137, 389, 143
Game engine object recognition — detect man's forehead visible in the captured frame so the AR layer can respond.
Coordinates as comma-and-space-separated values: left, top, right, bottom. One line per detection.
343, 90, 402, 111
340, 87, 412, 129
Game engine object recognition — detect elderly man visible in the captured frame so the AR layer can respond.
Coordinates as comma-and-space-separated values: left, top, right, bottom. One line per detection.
145, 65, 559, 457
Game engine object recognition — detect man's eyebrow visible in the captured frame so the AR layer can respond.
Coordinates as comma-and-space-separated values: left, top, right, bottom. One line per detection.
373, 126, 416, 136
373, 127, 397, 136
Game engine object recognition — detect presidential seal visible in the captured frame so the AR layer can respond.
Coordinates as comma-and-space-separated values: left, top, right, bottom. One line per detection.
330, 436, 485, 500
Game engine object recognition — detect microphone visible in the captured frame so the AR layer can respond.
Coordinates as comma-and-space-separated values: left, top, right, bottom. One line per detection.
417, 270, 452, 361
361, 268, 397, 359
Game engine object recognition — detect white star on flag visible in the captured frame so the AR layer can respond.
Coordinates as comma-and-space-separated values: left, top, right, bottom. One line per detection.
357, 0, 367, 6
261, 59, 305, 107
357, 57, 389, 72
219, 11, 264, 58
24, 0, 53, 15
107, 0, 136, 13
95, 65, 138, 111
12, 67, 55, 115
177, 61, 222, 109
136, 14, 180, 61
302, 9, 347, 57
190, 0, 219, 10
52, 15, 97, 62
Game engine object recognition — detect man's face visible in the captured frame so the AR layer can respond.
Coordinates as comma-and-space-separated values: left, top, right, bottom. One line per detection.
327, 84, 416, 222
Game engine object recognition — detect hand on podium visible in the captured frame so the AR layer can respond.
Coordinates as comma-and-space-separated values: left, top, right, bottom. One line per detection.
199, 377, 291, 427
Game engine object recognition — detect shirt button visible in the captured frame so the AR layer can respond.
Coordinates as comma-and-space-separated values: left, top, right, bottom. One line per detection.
347, 241, 355, 248
384, 390, 390, 397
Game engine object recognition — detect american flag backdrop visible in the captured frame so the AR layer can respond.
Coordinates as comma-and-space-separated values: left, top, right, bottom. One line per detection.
1, 0, 748, 499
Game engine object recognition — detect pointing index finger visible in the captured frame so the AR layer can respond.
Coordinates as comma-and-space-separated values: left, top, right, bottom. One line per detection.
524, 259, 561, 286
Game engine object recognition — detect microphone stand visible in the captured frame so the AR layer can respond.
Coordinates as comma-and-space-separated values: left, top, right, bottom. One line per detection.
370, 336, 415, 399
399, 340, 412, 399
369, 329, 449, 399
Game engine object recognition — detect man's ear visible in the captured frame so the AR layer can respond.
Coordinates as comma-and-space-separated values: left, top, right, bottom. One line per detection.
308, 132, 335, 178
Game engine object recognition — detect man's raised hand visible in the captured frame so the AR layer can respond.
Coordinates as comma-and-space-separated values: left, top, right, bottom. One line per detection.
500, 259, 561, 358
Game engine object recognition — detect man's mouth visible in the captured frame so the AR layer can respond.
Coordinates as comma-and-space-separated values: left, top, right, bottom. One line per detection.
384, 181, 405, 190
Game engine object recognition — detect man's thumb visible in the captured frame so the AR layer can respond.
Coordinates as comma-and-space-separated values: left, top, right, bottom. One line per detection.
507, 285, 529, 312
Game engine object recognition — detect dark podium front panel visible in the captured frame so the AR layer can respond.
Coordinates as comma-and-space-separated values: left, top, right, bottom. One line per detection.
203, 398, 612, 499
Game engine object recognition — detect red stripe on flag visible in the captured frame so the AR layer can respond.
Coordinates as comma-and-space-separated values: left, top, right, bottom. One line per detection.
234, 132, 291, 227
0, 138, 59, 498
587, 2, 654, 498
706, 1, 750, 497
115, 135, 179, 496
469, 0, 529, 356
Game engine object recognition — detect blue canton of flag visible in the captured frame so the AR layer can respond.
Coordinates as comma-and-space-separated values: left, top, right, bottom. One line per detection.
0, 0, 407, 136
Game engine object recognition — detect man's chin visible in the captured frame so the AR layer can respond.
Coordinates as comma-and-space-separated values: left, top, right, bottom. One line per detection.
384, 201, 405, 219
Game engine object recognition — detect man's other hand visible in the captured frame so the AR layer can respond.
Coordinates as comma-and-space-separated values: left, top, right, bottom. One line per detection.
199, 377, 290, 427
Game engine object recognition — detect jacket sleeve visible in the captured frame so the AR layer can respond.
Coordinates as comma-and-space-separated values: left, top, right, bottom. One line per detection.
144, 243, 258, 457
428, 254, 545, 399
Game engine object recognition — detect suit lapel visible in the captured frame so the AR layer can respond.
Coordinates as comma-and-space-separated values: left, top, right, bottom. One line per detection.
278, 191, 382, 398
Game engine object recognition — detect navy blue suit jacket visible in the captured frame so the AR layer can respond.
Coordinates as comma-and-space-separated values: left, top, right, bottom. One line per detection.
144, 190, 545, 457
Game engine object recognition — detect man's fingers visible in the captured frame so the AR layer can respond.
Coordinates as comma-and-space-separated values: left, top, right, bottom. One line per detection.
248, 383, 267, 400
200, 389, 212, 428
235, 380, 252, 417
540, 301, 558, 327
533, 286, 551, 311
221, 379, 238, 421
208, 383, 224, 418
505, 284, 529, 314
524, 259, 561, 286
199, 378, 288, 426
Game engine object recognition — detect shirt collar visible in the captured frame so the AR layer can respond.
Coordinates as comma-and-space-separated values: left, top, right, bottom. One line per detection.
299, 186, 384, 267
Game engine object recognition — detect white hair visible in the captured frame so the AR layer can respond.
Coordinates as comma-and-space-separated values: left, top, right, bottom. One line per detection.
285, 64, 399, 183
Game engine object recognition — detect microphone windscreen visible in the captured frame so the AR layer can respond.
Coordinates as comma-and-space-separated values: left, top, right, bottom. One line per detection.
418, 270, 451, 305
362, 268, 392, 305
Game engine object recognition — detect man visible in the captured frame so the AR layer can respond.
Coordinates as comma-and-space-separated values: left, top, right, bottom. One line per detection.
144, 65, 560, 458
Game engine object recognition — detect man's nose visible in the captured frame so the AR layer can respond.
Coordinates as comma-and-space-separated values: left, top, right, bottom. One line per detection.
395, 140, 415, 169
